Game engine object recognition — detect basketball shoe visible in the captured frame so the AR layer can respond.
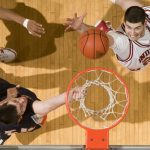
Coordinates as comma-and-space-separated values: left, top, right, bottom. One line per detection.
0, 48, 17, 63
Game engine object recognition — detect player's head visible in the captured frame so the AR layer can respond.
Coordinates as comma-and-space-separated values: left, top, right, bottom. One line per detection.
0, 96, 28, 125
0, 104, 18, 125
123, 6, 147, 41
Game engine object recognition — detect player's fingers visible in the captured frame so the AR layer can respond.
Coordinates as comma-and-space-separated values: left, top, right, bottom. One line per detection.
32, 21, 43, 27
36, 26, 45, 34
64, 23, 72, 27
30, 31, 42, 38
33, 23, 45, 32
65, 20, 74, 26
66, 18, 73, 21
64, 25, 71, 32
28, 25, 45, 35
81, 12, 87, 20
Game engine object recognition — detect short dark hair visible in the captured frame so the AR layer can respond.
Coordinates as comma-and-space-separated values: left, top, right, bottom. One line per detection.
124, 6, 146, 24
0, 104, 18, 125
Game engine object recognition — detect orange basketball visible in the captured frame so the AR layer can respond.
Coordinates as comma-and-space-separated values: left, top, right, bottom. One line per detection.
79, 28, 109, 59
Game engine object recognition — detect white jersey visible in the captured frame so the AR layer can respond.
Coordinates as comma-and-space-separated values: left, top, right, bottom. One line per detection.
108, 6, 150, 71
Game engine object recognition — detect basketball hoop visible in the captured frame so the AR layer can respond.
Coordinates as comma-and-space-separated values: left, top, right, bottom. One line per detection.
66, 67, 129, 150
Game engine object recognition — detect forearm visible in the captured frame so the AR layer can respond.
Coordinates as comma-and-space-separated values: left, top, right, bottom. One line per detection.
33, 93, 66, 116
0, 7, 25, 25
44, 93, 66, 112
112, 0, 143, 11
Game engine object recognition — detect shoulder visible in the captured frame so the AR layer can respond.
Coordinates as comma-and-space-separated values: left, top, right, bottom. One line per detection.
108, 30, 130, 47
18, 87, 39, 101
143, 6, 150, 19
143, 6, 150, 13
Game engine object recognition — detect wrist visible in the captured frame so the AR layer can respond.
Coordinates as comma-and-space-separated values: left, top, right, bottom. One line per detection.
77, 23, 84, 31
78, 23, 89, 33
22, 19, 29, 29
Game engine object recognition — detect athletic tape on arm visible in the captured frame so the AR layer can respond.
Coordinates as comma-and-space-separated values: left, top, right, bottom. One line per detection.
23, 19, 29, 29
22, 19, 32, 34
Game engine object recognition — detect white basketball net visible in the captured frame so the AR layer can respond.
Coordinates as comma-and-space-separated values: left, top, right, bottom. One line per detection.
69, 69, 129, 129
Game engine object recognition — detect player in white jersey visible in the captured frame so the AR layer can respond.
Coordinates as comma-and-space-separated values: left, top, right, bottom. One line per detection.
107, 5, 150, 71
64, 0, 150, 71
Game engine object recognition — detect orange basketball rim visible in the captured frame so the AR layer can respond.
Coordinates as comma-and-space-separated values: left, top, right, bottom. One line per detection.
66, 67, 130, 150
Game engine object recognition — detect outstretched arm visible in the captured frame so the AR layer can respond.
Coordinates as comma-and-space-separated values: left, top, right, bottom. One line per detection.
65, 13, 115, 46
0, 7, 45, 37
0, 7, 25, 24
64, 13, 92, 33
32, 92, 67, 116
32, 88, 83, 117
111, 0, 143, 11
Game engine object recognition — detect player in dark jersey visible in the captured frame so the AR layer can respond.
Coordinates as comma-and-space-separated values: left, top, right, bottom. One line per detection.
0, 78, 80, 144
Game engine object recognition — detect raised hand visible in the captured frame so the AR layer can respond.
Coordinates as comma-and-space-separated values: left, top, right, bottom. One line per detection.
68, 87, 87, 102
64, 13, 86, 32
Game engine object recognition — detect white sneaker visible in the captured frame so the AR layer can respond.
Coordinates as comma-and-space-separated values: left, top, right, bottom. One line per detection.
0, 48, 17, 63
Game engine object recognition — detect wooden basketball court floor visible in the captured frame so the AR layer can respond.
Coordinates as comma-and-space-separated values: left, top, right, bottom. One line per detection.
0, 0, 150, 148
